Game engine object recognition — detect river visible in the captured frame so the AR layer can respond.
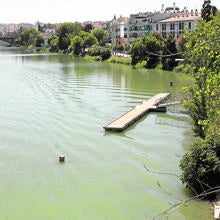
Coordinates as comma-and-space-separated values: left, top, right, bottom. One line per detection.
0, 46, 211, 219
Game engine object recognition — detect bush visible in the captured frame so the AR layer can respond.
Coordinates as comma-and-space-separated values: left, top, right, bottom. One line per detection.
135, 61, 147, 69
174, 63, 191, 74
179, 137, 220, 197
84, 55, 102, 62
88, 47, 111, 60
107, 56, 131, 65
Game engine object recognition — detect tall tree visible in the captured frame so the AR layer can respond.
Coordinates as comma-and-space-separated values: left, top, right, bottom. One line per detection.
83, 23, 93, 32
161, 35, 178, 71
180, 12, 220, 195
130, 34, 163, 68
201, 0, 217, 22
70, 36, 83, 56
79, 31, 97, 50
19, 28, 40, 47
183, 13, 220, 137
57, 22, 82, 50
92, 28, 108, 46
48, 35, 59, 52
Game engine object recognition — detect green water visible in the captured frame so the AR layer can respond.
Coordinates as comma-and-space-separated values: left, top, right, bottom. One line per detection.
0, 47, 212, 219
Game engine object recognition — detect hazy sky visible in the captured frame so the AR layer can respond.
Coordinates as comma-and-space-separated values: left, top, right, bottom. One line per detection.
1, 0, 220, 24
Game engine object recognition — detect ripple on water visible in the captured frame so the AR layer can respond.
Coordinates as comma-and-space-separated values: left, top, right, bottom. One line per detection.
0, 52, 209, 220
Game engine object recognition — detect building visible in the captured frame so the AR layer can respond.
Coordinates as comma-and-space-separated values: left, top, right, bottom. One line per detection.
157, 9, 201, 39
111, 16, 130, 47
110, 3, 201, 47
128, 12, 152, 44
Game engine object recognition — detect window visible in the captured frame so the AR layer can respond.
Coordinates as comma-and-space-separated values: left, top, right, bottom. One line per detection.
170, 31, 175, 38
188, 22, 191, 30
170, 23, 175, 30
162, 32, 166, 38
156, 24, 158, 31
162, 24, 166, 31
178, 22, 184, 30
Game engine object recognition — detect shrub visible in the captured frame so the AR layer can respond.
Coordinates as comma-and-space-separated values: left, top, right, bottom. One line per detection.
88, 47, 111, 60
179, 137, 220, 197
135, 61, 147, 69
107, 56, 131, 65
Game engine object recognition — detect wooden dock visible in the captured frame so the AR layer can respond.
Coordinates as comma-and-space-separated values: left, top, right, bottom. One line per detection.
104, 93, 170, 132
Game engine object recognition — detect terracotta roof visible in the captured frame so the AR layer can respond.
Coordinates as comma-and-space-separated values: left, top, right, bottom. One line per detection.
159, 14, 201, 23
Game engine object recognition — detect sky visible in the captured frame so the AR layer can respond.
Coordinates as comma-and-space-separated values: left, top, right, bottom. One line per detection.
0, 0, 220, 24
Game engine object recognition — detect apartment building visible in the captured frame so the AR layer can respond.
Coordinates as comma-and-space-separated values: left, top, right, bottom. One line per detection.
128, 12, 152, 44
157, 9, 201, 39
110, 4, 201, 47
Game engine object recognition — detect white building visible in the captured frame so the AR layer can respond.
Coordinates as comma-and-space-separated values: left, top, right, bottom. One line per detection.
157, 9, 201, 39
110, 5, 201, 47
111, 16, 130, 47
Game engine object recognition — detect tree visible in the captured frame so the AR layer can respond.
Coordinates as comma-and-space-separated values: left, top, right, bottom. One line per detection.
92, 28, 108, 46
161, 35, 178, 71
83, 23, 93, 32
57, 22, 82, 50
130, 34, 163, 68
79, 31, 97, 51
176, 34, 186, 52
179, 137, 220, 196
57, 22, 82, 37
70, 36, 83, 56
19, 28, 40, 47
201, 0, 217, 22
113, 43, 124, 51
88, 47, 111, 60
48, 35, 59, 52
180, 12, 220, 196
35, 35, 44, 47
183, 13, 220, 137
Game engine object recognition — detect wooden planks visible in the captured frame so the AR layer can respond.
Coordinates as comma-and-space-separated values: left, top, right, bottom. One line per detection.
104, 93, 170, 132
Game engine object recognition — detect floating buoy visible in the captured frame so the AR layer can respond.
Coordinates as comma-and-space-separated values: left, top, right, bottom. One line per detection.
170, 81, 173, 87
59, 155, 65, 162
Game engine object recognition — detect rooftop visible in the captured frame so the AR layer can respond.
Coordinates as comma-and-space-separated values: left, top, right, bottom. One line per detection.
159, 12, 201, 23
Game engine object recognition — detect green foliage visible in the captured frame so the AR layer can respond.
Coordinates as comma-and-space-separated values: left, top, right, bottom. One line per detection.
84, 55, 102, 62
88, 47, 111, 60
150, 32, 164, 41
173, 63, 191, 74
201, 0, 217, 22
48, 36, 59, 52
184, 14, 220, 75
70, 36, 83, 56
130, 34, 163, 68
83, 23, 93, 32
113, 43, 124, 51
161, 35, 179, 71
107, 56, 131, 65
57, 22, 82, 50
183, 13, 220, 136
180, 12, 220, 197
57, 22, 82, 37
79, 31, 97, 49
179, 137, 220, 196
35, 35, 44, 47
19, 28, 41, 47
92, 28, 108, 46
135, 61, 147, 69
